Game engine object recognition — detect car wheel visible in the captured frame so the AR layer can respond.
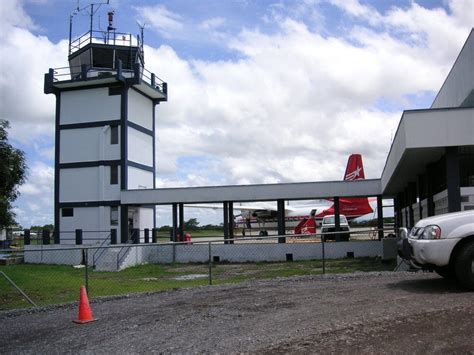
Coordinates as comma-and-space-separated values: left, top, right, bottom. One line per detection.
434, 265, 456, 279
454, 240, 474, 290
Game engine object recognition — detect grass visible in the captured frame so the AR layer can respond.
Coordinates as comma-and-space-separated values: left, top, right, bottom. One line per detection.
0, 257, 395, 311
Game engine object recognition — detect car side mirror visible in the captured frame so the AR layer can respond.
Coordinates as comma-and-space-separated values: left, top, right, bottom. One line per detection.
399, 227, 408, 239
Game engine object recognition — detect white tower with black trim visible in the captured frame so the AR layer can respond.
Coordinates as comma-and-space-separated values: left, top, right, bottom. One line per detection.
44, 5, 167, 244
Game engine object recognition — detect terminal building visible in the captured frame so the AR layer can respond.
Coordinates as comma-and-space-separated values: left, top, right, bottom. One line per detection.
44, 16, 473, 245
382, 28, 474, 228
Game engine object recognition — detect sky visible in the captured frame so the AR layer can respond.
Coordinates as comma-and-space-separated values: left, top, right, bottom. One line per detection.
0, 0, 472, 228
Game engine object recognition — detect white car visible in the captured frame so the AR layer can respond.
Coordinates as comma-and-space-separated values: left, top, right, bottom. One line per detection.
321, 214, 351, 241
398, 210, 474, 290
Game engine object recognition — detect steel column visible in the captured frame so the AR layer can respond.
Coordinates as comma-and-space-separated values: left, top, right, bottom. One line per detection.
377, 195, 383, 240
446, 146, 461, 212
334, 197, 341, 242
277, 199, 286, 243
228, 202, 234, 244
178, 203, 184, 241
223, 202, 229, 244
172, 203, 178, 242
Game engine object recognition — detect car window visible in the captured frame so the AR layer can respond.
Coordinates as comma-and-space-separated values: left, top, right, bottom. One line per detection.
323, 216, 335, 224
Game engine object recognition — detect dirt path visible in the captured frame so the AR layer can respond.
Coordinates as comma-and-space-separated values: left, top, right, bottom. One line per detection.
2, 272, 473, 353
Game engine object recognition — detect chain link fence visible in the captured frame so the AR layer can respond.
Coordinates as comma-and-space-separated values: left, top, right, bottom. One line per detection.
0, 228, 398, 311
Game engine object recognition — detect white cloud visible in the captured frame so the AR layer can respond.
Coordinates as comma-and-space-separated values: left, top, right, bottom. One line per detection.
2, 0, 472, 227
0, 0, 38, 32
0, 23, 68, 142
15, 161, 54, 227
199, 17, 226, 31
144, 1, 470, 190
134, 5, 184, 39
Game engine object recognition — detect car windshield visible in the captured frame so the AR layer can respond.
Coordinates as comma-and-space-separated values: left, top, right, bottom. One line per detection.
323, 216, 347, 225
323, 216, 335, 224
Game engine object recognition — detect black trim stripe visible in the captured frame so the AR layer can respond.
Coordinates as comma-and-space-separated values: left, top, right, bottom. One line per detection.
59, 200, 121, 208
128, 160, 154, 172
60, 120, 120, 130
59, 160, 120, 169
128, 121, 153, 136
121, 86, 128, 190
56, 82, 122, 92
54, 93, 61, 240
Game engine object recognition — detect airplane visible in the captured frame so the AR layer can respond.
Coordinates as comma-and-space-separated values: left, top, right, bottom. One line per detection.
187, 154, 376, 236
232, 154, 374, 235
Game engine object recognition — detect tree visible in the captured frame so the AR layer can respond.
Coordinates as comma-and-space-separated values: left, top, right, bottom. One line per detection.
0, 120, 27, 228
184, 218, 200, 231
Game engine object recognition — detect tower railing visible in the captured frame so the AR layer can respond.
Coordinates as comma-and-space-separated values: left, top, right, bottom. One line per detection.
69, 30, 138, 55
48, 61, 167, 95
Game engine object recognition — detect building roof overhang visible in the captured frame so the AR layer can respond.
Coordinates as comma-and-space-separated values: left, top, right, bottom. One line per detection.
381, 107, 474, 196
121, 179, 382, 205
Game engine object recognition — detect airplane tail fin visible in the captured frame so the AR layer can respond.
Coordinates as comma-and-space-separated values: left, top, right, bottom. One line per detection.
344, 154, 365, 181
341, 154, 373, 216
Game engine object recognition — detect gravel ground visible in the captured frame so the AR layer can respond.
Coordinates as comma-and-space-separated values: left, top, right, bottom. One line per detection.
2, 271, 473, 354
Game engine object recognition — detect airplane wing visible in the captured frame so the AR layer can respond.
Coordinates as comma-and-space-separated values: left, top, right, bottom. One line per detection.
185, 204, 296, 213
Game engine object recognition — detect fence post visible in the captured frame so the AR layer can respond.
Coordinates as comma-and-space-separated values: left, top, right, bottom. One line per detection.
110, 229, 117, 245
144, 228, 149, 244
208, 242, 212, 286
84, 248, 89, 294
152, 228, 158, 243
24, 229, 30, 245
321, 235, 326, 274
75, 229, 83, 245
42, 229, 50, 245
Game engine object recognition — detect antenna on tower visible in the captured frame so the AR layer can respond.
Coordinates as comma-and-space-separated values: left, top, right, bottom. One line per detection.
69, 0, 111, 54
137, 21, 146, 64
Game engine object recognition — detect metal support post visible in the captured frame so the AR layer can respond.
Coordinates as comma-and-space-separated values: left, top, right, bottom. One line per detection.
229, 202, 234, 244
24, 229, 30, 245
172, 203, 178, 242
208, 242, 212, 285
178, 203, 184, 242
75, 229, 82, 245
144, 228, 149, 244
321, 235, 326, 274
42, 229, 50, 245
223, 202, 229, 244
446, 146, 461, 212
152, 228, 158, 243
377, 195, 384, 240
111, 229, 117, 244
277, 199, 286, 243
334, 197, 341, 242
84, 249, 89, 294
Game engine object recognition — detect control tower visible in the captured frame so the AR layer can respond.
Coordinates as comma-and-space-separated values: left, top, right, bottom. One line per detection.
44, 3, 167, 244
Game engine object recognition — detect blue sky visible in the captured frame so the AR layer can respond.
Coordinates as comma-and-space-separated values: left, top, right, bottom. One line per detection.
1, 0, 472, 227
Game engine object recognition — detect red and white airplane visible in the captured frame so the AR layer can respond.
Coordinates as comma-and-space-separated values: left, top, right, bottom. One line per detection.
232, 154, 374, 234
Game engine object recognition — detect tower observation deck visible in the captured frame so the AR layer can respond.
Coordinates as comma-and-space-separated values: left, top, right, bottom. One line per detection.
45, 6, 167, 101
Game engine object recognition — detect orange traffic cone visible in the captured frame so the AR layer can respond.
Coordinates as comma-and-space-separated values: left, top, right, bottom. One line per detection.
73, 285, 96, 324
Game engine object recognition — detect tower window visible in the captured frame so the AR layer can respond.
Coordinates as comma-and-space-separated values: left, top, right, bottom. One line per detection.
110, 165, 118, 185
62, 208, 74, 217
111, 126, 119, 145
